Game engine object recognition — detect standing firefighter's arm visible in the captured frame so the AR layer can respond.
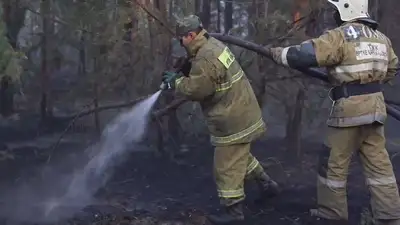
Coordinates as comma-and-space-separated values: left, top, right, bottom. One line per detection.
175, 57, 217, 101
270, 30, 344, 68
384, 41, 399, 83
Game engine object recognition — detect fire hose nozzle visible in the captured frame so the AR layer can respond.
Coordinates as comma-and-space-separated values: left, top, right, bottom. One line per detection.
159, 82, 171, 90
159, 82, 166, 90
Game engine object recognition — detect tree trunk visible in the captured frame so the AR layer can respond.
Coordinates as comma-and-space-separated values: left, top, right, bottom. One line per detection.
224, 0, 233, 33
0, 76, 14, 117
40, 0, 53, 121
379, 0, 400, 52
154, 0, 161, 9
216, 0, 221, 32
0, 0, 25, 117
78, 32, 86, 76
369, 0, 382, 22
201, 0, 210, 29
146, 1, 155, 56
195, 0, 202, 14
247, 0, 257, 38
285, 89, 305, 156
93, 57, 100, 135
263, 0, 269, 19
179, 0, 195, 15
169, 0, 174, 20
2, 0, 26, 49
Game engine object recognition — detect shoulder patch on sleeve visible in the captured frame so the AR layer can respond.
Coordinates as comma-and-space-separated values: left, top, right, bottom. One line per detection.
217, 47, 235, 69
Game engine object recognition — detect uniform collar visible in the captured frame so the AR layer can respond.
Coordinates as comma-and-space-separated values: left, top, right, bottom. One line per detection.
185, 29, 208, 57
342, 18, 379, 30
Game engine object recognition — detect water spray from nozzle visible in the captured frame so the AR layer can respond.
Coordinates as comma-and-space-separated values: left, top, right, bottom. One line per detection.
0, 90, 163, 224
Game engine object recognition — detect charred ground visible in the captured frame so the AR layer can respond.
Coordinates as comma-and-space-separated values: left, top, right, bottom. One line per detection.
0, 116, 398, 225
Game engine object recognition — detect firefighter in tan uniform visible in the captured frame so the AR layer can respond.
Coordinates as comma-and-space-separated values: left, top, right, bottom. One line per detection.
161, 15, 280, 224
269, 0, 400, 224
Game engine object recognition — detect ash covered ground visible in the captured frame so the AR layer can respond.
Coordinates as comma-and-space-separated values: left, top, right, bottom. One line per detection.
0, 115, 398, 225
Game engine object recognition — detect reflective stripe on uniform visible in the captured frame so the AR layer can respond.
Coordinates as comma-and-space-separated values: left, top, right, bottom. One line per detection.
366, 176, 397, 186
335, 61, 388, 73
326, 112, 386, 127
246, 157, 260, 175
217, 188, 245, 198
216, 47, 244, 92
318, 175, 346, 188
175, 63, 244, 92
216, 69, 244, 92
210, 118, 264, 144
281, 47, 290, 66
175, 77, 184, 86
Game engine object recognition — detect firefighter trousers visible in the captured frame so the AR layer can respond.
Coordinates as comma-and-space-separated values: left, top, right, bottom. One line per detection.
315, 124, 400, 220
214, 142, 267, 206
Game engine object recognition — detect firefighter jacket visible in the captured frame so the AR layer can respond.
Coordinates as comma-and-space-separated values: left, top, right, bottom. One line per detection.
175, 29, 266, 146
276, 21, 398, 127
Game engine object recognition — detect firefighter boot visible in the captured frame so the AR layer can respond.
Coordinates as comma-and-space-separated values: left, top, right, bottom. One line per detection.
207, 202, 245, 224
309, 209, 349, 225
254, 172, 280, 202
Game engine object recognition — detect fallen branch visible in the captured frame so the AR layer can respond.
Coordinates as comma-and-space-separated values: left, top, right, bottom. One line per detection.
57, 95, 186, 123
46, 102, 94, 163
62, 95, 150, 120
152, 98, 187, 118
47, 108, 86, 164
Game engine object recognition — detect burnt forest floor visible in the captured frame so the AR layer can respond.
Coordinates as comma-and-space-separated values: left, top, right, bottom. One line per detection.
0, 120, 398, 225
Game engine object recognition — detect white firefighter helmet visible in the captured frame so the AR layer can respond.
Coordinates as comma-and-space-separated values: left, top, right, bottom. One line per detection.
327, 0, 369, 22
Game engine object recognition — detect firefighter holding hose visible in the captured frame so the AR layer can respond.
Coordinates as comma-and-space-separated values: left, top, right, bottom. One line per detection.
268, 0, 400, 224
161, 15, 280, 224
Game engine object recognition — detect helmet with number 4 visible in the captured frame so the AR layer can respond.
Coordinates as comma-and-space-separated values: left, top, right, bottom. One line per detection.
328, 0, 369, 22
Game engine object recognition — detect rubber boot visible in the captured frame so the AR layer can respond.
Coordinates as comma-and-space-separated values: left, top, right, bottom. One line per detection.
207, 202, 245, 224
309, 209, 349, 225
305, 209, 350, 225
254, 172, 280, 202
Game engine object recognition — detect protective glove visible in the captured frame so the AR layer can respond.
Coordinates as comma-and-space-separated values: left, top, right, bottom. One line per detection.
266, 47, 284, 65
161, 71, 181, 90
